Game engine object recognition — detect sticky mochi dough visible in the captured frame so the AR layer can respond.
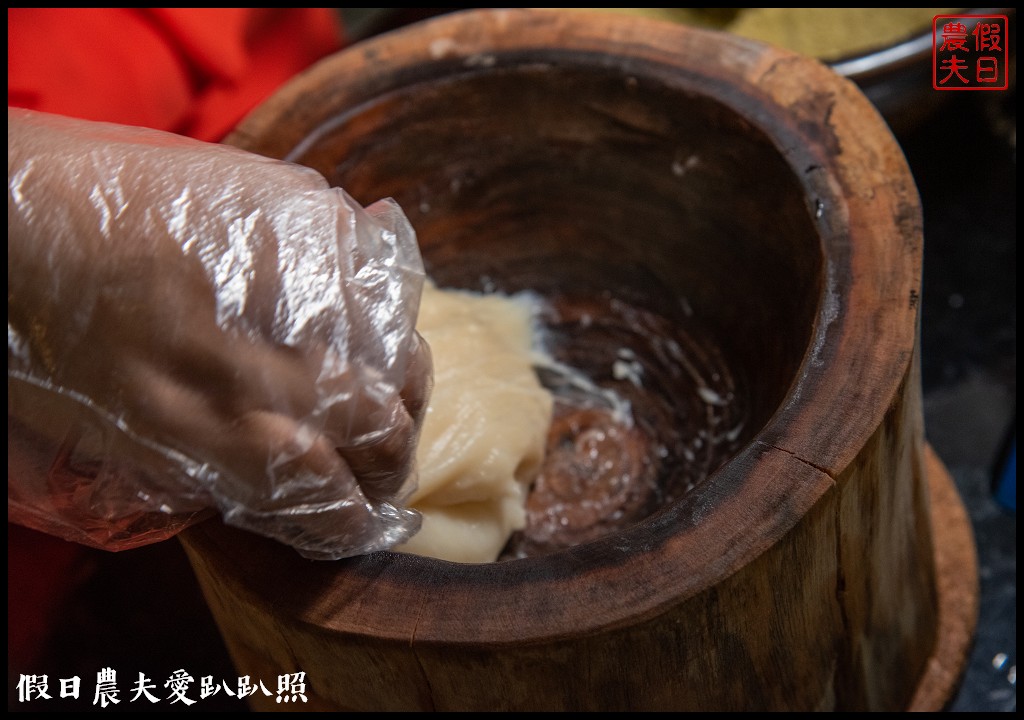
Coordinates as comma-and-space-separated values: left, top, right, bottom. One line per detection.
395, 282, 553, 563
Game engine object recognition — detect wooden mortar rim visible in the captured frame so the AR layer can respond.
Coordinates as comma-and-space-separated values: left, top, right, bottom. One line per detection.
198, 8, 926, 646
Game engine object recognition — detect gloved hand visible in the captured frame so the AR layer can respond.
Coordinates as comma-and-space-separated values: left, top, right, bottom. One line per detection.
7, 108, 431, 559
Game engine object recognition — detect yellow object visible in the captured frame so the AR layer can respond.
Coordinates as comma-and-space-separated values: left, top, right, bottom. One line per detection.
586, 8, 957, 61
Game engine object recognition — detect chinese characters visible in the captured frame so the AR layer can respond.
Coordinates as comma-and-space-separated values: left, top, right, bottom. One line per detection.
16, 669, 308, 707
933, 15, 1009, 90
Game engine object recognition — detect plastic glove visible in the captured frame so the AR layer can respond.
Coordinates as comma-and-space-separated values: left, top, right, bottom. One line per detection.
8, 108, 431, 559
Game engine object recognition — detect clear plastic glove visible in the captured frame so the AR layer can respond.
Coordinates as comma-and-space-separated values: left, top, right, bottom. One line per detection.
7, 108, 431, 559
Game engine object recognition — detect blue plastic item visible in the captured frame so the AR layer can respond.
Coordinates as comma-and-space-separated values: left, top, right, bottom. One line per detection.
994, 439, 1015, 512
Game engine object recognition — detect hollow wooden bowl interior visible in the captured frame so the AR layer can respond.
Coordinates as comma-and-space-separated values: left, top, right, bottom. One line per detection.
182, 9, 938, 711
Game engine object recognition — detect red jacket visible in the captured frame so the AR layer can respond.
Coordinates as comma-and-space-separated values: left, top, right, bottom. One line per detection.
8, 7, 343, 141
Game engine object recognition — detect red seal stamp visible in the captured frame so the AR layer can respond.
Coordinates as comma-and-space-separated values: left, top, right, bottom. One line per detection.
933, 14, 1009, 90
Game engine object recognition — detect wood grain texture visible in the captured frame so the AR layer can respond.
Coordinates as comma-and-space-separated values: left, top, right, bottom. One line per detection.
908, 445, 980, 711
179, 9, 966, 710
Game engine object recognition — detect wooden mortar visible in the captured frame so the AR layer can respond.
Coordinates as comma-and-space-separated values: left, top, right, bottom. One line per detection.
180, 9, 977, 711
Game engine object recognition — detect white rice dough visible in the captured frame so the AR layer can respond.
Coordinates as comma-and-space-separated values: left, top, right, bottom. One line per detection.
395, 282, 553, 563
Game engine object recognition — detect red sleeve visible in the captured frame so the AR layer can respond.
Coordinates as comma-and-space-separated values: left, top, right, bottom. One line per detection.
8, 8, 343, 141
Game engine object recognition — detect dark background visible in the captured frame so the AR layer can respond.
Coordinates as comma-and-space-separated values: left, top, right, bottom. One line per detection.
909, 86, 1016, 712
8, 12, 1016, 713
